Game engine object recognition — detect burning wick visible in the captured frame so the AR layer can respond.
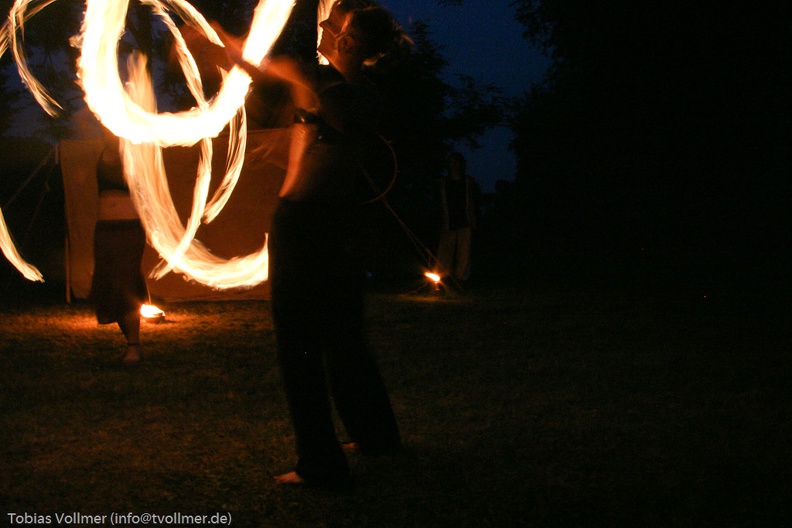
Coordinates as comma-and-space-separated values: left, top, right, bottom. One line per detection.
425, 271, 442, 291
140, 303, 165, 323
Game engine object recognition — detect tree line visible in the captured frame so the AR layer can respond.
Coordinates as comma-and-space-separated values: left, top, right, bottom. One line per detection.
505, 0, 791, 293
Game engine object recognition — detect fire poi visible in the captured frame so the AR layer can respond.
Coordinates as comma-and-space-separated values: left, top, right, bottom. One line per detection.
0, 0, 308, 289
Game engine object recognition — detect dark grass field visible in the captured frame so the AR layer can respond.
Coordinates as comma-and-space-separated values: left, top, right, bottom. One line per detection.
1, 275, 790, 527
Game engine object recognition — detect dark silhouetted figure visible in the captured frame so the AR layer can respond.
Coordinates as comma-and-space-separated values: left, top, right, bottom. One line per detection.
217, 0, 409, 487
436, 152, 479, 283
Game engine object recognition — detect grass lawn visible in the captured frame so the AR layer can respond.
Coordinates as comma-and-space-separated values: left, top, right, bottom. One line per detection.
1, 277, 789, 527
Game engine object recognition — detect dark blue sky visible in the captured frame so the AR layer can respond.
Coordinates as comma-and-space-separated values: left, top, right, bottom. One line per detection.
379, 0, 551, 192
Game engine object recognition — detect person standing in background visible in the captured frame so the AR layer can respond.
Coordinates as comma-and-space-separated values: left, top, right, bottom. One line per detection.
437, 152, 479, 284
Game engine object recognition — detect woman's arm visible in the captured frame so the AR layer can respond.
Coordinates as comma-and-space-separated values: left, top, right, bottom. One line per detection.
265, 57, 320, 112
210, 22, 319, 111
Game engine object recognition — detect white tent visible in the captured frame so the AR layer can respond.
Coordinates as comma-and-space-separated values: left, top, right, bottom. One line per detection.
59, 129, 289, 302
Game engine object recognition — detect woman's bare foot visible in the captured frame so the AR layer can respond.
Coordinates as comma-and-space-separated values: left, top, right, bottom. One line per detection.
274, 471, 305, 485
121, 345, 142, 364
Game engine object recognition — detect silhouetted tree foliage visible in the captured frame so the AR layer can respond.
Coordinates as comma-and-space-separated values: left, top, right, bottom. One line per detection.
509, 0, 792, 292
182, 0, 259, 37
363, 18, 502, 274
0, 0, 182, 139
0, 1, 21, 133
0, 64, 22, 134
0, 0, 85, 140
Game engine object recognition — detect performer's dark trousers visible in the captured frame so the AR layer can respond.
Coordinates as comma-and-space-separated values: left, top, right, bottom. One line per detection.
90, 219, 147, 324
269, 199, 401, 483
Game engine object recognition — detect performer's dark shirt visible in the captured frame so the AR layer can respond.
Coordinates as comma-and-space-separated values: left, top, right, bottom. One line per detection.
446, 177, 469, 230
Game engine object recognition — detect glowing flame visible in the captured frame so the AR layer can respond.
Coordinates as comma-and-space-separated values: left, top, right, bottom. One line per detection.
317, 0, 332, 65
80, 0, 291, 288
77, 0, 293, 147
121, 53, 270, 289
3, 0, 64, 117
425, 272, 442, 284
140, 303, 165, 320
0, 0, 294, 288
0, 208, 43, 282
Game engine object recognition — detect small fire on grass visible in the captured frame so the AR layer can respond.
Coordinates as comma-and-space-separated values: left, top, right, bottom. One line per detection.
424, 271, 442, 291
140, 304, 165, 323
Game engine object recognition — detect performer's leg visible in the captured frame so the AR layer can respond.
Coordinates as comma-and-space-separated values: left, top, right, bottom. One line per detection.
436, 229, 457, 278
455, 227, 472, 281
325, 278, 400, 455
269, 203, 348, 484
118, 311, 142, 363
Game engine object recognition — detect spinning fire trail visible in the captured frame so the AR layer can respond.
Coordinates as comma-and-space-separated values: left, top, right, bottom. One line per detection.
0, 0, 339, 289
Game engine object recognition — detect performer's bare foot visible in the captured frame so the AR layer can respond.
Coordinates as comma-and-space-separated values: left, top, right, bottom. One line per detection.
274, 471, 305, 485
121, 345, 142, 364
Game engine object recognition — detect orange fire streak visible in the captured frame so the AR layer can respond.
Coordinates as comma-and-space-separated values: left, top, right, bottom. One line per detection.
0, 208, 43, 282
0, 0, 294, 288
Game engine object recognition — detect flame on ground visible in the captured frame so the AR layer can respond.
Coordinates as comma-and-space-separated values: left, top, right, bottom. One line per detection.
425, 272, 442, 284
140, 303, 165, 320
